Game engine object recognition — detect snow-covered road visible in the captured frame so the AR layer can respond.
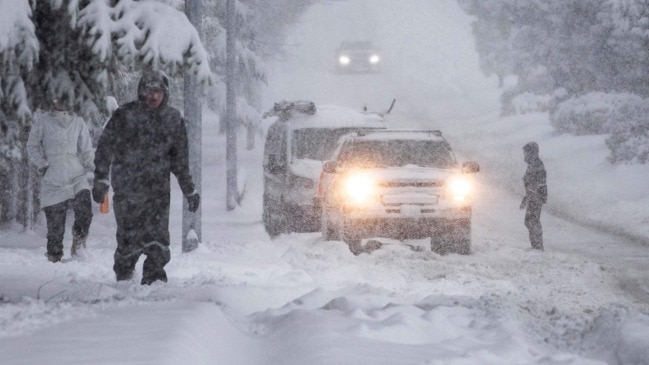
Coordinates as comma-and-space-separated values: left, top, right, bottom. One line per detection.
2, 0, 649, 364
3, 123, 648, 364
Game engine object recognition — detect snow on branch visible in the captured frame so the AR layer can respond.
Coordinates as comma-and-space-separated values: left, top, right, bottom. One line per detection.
0, 0, 212, 122
78, 0, 211, 82
0, 0, 38, 67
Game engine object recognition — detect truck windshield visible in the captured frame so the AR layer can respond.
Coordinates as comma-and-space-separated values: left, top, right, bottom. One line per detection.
338, 140, 457, 168
293, 128, 363, 161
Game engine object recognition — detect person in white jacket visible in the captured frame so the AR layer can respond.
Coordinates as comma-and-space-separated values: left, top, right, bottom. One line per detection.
27, 100, 95, 262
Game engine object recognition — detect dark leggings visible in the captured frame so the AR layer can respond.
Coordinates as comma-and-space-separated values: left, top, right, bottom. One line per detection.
525, 200, 543, 249
43, 190, 93, 256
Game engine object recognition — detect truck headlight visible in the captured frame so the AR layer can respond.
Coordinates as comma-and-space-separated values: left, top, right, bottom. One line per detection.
343, 173, 376, 205
369, 54, 380, 64
339, 55, 351, 65
447, 175, 473, 202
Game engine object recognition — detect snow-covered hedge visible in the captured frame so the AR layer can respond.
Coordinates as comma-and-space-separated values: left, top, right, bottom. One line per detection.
551, 92, 649, 164
550, 92, 645, 136
507, 89, 567, 115
605, 101, 649, 164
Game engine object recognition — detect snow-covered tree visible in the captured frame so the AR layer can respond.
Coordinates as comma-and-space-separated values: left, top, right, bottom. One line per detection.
459, 0, 649, 98
459, 0, 649, 164
0, 0, 210, 124
0, 0, 211, 226
202, 0, 317, 140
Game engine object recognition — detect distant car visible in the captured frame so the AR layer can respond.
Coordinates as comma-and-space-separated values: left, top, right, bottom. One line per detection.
319, 130, 480, 255
335, 41, 381, 73
262, 101, 387, 237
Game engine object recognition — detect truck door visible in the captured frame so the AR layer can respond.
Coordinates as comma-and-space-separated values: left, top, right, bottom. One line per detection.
263, 121, 288, 202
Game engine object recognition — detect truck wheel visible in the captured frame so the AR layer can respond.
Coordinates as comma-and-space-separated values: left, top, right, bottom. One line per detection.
431, 219, 471, 255
452, 219, 471, 255
321, 212, 336, 241
430, 234, 447, 255
341, 221, 362, 255
263, 196, 284, 238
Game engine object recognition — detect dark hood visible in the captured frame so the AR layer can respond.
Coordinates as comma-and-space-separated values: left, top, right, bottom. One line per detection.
137, 70, 170, 107
523, 141, 540, 164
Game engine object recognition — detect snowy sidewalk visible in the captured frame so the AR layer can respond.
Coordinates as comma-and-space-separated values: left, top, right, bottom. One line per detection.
0, 299, 259, 365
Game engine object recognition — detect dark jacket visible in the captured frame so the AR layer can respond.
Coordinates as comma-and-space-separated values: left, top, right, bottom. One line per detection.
94, 101, 195, 205
523, 155, 547, 204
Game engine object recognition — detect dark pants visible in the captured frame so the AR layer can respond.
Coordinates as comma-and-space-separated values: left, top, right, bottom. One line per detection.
525, 200, 543, 250
43, 190, 93, 256
112, 197, 171, 282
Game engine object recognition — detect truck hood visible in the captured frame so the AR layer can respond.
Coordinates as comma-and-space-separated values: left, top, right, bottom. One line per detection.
359, 165, 456, 186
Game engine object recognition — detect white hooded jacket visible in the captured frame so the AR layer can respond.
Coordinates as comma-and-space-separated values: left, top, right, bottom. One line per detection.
26, 111, 95, 208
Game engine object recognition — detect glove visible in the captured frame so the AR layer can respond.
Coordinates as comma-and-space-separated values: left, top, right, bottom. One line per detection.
92, 180, 109, 203
519, 197, 527, 210
187, 193, 200, 213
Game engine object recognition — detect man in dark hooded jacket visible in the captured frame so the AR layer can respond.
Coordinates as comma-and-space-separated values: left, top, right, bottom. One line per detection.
519, 141, 547, 250
93, 70, 200, 285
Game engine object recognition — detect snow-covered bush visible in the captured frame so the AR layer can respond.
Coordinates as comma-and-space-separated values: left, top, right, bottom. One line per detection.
605, 101, 649, 164
510, 92, 553, 114
500, 66, 559, 116
551, 92, 645, 135
507, 88, 568, 115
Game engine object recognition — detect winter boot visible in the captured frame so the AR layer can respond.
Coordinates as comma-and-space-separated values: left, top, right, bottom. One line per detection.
141, 269, 168, 285
70, 233, 87, 257
45, 252, 63, 263
115, 270, 134, 281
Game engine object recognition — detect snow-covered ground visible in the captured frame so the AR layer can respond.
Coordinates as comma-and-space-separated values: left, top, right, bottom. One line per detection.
2, 0, 649, 364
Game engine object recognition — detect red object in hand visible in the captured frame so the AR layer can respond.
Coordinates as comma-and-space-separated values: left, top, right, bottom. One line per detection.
100, 195, 109, 214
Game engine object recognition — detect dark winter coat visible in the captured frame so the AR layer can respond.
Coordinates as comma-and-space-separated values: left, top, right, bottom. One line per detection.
523, 151, 547, 204
94, 101, 195, 216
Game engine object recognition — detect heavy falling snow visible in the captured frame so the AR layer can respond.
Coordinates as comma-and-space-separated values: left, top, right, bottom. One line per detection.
1, 1, 649, 364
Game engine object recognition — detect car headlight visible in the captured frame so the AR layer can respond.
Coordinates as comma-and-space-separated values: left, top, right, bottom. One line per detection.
369, 54, 380, 64
339, 55, 350, 65
447, 175, 473, 202
343, 173, 376, 205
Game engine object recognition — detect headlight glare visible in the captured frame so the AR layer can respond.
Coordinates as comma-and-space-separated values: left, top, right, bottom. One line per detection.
447, 175, 473, 202
339, 55, 350, 65
369, 54, 380, 64
344, 173, 376, 204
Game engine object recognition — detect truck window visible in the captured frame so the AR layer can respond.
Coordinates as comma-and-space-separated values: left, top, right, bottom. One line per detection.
264, 122, 287, 172
293, 127, 362, 161
339, 140, 457, 168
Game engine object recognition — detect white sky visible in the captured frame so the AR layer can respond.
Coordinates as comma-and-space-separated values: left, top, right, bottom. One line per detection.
1, 0, 649, 364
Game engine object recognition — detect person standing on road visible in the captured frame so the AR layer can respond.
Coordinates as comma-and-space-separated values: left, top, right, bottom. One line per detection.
27, 99, 95, 262
519, 141, 547, 250
93, 70, 200, 285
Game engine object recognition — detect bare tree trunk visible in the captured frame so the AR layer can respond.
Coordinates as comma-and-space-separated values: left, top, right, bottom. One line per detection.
225, 0, 238, 210
0, 157, 12, 224
30, 164, 41, 228
13, 125, 39, 230
16, 145, 30, 229
182, 0, 203, 252
246, 121, 255, 150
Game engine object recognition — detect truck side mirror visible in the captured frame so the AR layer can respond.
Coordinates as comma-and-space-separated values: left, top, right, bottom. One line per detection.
462, 161, 480, 174
323, 160, 338, 174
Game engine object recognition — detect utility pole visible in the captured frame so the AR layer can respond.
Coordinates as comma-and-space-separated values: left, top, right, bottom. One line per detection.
182, 0, 203, 252
225, 0, 238, 210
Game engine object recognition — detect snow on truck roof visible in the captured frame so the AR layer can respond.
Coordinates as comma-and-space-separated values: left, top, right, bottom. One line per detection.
292, 105, 386, 129
266, 101, 386, 129
352, 129, 446, 141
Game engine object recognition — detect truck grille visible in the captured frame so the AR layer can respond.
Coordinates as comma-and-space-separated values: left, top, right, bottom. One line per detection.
379, 181, 443, 188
